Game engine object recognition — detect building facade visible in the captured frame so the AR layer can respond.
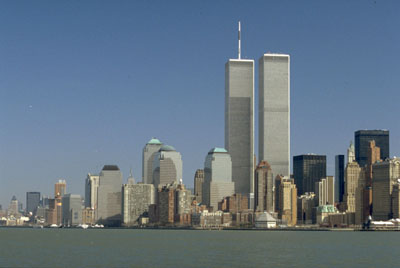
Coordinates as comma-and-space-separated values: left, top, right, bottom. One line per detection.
96, 165, 123, 226
276, 176, 297, 226
202, 148, 235, 210
258, 54, 290, 177
335, 155, 345, 203
293, 154, 326, 195
26, 192, 40, 216
152, 145, 182, 189
142, 138, 163, 184
355, 130, 389, 167
122, 181, 155, 226
61, 194, 82, 226
225, 58, 254, 198
254, 161, 274, 212
84, 173, 99, 210
194, 169, 204, 204
315, 176, 335, 206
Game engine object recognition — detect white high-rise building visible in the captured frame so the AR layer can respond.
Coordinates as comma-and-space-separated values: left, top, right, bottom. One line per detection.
84, 173, 99, 209
225, 22, 254, 197
202, 148, 235, 210
259, 53, 290, 177
142, 138, 163, 184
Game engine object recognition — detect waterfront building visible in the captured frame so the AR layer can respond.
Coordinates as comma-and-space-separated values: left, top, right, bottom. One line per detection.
335, 155, 345, 202
82, 207, 95, 225
344, 161, 365, 215
45, 198, 57, 225
202, 148, 235, 210
61, 194, 83, 226
84, 173, 99, 210
152, 145, 183, 189
372, 158, 400, 221
315, 176, 335, 206
254, 161, 274, 212
392, 182, 400, 219
26, 192, 40, 216
96, 165, 123, 226
55, 179, 66, 197
194, 169, 204, 204
142, 138, 163, 184
293, 154, 326, 195
276, 176, 297, 226
297, 192, 316, 225
355, 130, 389, 167
122, 179, 155, 226
258, 53, 290, 178
218, 193, 249, 213
225, 23, 254, 199
8, 196, 19, 216
254, 212, 277, 229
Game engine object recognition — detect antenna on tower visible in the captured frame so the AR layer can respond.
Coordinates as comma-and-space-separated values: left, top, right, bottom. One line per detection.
238, 21, 241, 59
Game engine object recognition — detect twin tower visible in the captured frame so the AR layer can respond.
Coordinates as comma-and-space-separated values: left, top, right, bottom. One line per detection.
225, 22, 290, 197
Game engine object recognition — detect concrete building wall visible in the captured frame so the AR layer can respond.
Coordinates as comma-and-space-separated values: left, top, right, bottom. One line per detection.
194, 169, 204, 204
62, 194, 82, 226
258, 54, 290, 177
153, 148, 182, 189
85, 174, 99, 209
122, 183, 155, 226
142, 139, 163, 184
344, 162, 363, 213
225, 59, 254, 196
254, 161, 274, 212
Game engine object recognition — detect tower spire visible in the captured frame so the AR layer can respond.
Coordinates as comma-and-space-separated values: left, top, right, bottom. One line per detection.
238, 21, 241, 59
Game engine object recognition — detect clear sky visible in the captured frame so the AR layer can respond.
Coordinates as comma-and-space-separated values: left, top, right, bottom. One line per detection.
1, 0, 399, 208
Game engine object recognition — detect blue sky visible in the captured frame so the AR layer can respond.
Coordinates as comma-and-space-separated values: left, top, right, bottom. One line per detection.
1, 0, 399, 207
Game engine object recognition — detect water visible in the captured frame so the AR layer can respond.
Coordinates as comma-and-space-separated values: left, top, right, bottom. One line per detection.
0, 228, 398, 267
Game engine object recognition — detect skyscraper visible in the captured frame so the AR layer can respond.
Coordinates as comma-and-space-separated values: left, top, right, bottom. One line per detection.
26, 192, 40, 216
142, 138, 163, 184
84, 173, 99, 209
293, 154, 326, 195
315, 176, 335, 206
152, 145, 183, 189
258, 54, 290, 177
96, 165, 123, 226
335, 155, 345, 203
62, 194, 83, 226
355, 130, 389, 167
202, 148, 235, 210
55, 180, 66, 198
254, 161, 274, 212
225, 22, 254, 197
194, 169, 204, 203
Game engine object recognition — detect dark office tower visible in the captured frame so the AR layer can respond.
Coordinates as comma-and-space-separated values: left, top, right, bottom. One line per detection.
26, 192, 40, 215
293, 155, 326, 195
194, 169, 204, 203
355, 130, 389, 167
335, 155, 345, 203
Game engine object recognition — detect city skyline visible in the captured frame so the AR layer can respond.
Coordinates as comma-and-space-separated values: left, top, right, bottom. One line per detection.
1, 1, 400, 206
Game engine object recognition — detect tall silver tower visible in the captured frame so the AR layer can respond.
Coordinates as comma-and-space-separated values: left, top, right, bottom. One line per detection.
225, 22, 254, 196
259, 53, 290, 177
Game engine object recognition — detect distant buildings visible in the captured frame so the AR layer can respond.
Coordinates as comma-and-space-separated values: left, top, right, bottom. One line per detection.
254, 161, 274, 212
96, 165, 123, 226
142, 138, 163, 184
55, 179, 66, 197
194, 169, 204, 204
355, 130, 389, 167
293, 154, 326, 195
122, 179, 155, 226
152, 145, 182, 189
26, 192, 40, 216
8, 196, 19, 216
315, 176, 335, 206
202, 148, 234, 210
335, 155, 345, 203
84, 173, 99, 210
62, 194, 82, 226
275, 176, 297, 226
258, 54, 290, 178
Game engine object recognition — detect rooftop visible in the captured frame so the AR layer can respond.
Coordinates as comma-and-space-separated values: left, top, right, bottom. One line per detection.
147, 138, 162, 145
208, 147, 228, 154
102, 165, 120, 171
159, 145, 176, 152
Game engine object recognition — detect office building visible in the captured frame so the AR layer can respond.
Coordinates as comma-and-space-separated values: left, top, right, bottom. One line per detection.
84, 173, 99, 210
225, 23, 254, 197
315, 176, 335, 206
347, 141, 356, 164
62, 194, 82, 226
202, 148, 235, 210
55, 179, 66, 198
344, 161, 364, 214
372, 158, 400, 221
96, 165, 123, 226
142, 138, 163, 184
194, 169, 204, 204
355, 130, 389, 167
8, 196, 19, 216
254, 161, 274, 212
276, 176, 297, 226
122, 180, 155, 226
335, 155, 345, 203
293, 154, 326, 195
258, 54, 290, 177
26, 192, 40, 216
297, 192, 316, 225
152, 145, 182, 189
392, 182, 400, 219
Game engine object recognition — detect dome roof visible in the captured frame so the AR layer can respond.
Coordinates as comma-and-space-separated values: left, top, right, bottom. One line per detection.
159, 145, 176, 152
147, 138, 162, 145
208, 147, 228, 154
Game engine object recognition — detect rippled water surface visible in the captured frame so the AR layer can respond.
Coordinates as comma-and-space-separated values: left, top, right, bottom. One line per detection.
0, 228, 399, 267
